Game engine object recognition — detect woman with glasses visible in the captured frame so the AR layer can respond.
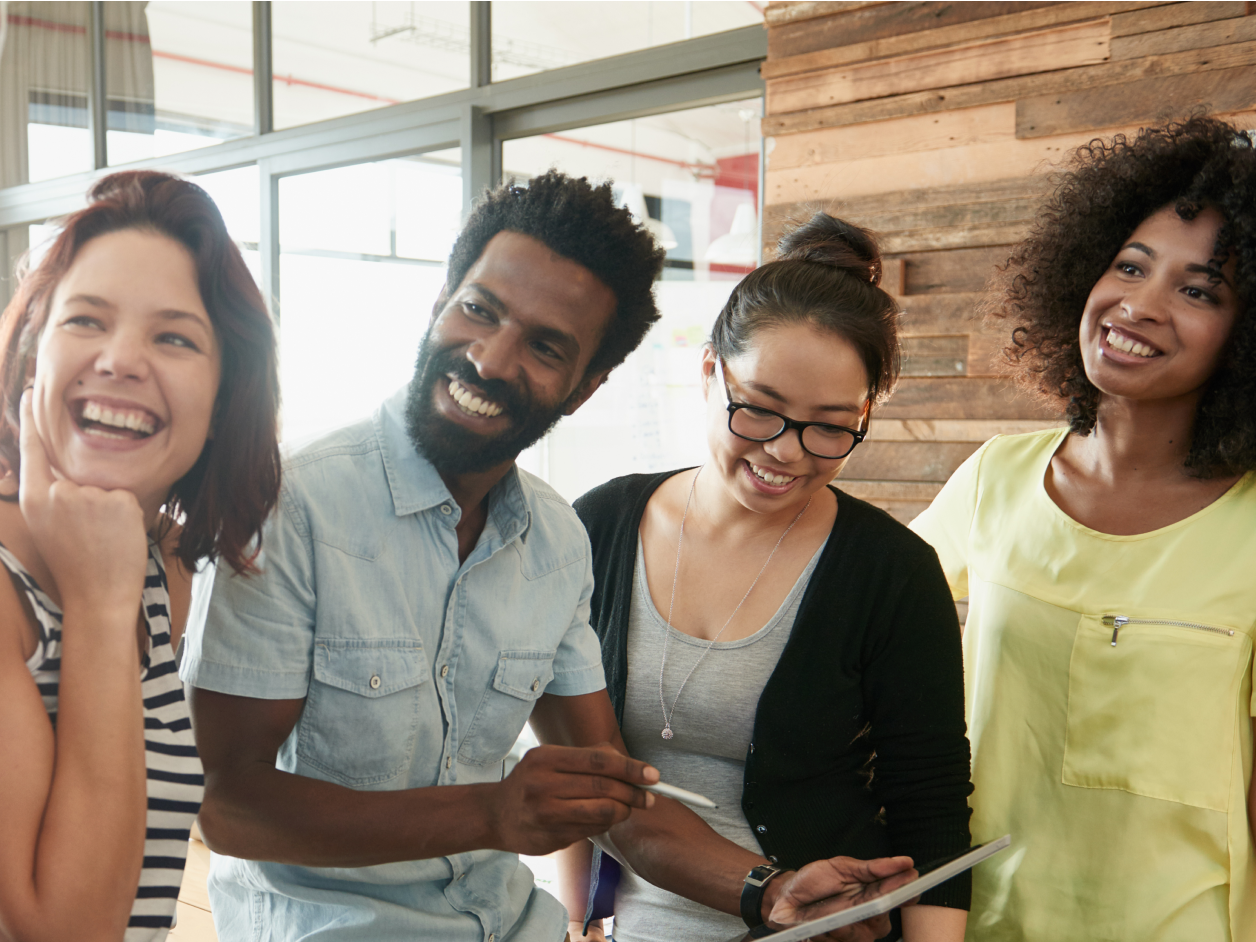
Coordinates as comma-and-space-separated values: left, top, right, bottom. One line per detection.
559, 213, 973, 942
910, 118, 1256, 940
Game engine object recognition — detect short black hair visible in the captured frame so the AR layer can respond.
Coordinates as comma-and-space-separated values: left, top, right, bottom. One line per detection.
445, 169, 666, 376
987, 116, 1256, 477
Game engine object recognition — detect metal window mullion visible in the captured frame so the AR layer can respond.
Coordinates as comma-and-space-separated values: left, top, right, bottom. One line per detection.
461, 105, 499, 218
87, 1, 108, 170
258, 160, 280, 323
254, 2, 274, 135
470, 2, 491, 88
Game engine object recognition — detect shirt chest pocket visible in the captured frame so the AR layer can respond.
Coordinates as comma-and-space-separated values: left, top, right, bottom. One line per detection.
299, 639, 431, 788
457, 650, 555, 768
1061, 613, 1250, 812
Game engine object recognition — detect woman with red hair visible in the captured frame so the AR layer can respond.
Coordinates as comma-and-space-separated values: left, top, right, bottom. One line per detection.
0, 170, 280, 941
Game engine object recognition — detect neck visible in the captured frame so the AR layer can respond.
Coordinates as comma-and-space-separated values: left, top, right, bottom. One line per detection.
1077, 393, 1200, 481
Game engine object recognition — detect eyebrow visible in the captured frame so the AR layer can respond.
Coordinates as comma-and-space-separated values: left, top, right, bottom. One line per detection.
63, 293, 113, 308
1122, 243, 1232, 287
462, 283, 582, 358
64, 294, 213, 330
736, 377, 863, 415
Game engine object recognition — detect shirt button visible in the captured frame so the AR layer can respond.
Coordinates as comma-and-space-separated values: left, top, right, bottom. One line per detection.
440, 504, 453, 515
755, 824, 766, 834
488, 935, 495, 942
749, 742, 755, 754
369, 674, 381, 690
456, 872, 465, 882
441, 664, 449, 678
446, 756, 452, 769
530, 678, 540, 692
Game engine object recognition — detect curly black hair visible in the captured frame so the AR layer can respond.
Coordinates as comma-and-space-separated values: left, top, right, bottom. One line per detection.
444, 169, 666, 377
987, 116, 1256, 477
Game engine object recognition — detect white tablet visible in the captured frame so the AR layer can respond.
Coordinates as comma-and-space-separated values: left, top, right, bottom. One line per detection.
722, 835, 1012, 942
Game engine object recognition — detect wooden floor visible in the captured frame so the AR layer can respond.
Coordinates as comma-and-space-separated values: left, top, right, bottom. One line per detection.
169, 823, 218, 941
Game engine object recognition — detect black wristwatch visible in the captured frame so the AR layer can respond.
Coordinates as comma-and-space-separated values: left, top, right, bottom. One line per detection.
740, 863, 786, 929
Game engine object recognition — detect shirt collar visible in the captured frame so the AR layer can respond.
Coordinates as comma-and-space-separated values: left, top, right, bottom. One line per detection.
375, 386, 532, 543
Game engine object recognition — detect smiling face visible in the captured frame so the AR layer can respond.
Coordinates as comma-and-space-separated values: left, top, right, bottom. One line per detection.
1079, 205, 1241, 408
404, 230, 618, 476
31, 228, 221, 519
703, 322, 870, 516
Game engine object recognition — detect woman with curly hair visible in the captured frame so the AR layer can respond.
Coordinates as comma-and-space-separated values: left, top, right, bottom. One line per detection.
910, 115, 1256, 940
0, 170, 280, 940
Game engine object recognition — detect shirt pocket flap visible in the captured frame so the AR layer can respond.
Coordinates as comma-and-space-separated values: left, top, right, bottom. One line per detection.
1062, 612, 1249, 812
313, 638, 429, 698
492, 650, 556, 701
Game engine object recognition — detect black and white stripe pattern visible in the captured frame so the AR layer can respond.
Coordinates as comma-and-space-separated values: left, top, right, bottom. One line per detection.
3, 542, 204, 941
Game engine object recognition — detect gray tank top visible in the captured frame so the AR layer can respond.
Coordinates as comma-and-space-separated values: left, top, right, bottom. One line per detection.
609, 536, 822, 942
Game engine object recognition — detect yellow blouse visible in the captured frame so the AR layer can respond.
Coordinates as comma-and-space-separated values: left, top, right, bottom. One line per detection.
911, 429, 1256, 942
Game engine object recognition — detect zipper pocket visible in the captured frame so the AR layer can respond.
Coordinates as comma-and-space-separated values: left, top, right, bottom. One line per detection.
1102, 614, 1236, 647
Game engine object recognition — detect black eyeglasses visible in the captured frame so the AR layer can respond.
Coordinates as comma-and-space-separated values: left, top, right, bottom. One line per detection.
718, 359, 867, 460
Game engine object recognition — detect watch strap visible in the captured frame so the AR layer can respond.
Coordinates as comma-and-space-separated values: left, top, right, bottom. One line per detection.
740, 863, 785, 929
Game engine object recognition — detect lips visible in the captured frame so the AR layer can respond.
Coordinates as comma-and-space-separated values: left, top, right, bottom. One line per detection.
72, 397, 162, 440
447, 377, 504, 417
1103, 326, 1162, 359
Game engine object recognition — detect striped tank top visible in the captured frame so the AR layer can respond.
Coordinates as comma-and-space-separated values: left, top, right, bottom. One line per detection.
1, 540, 204, 940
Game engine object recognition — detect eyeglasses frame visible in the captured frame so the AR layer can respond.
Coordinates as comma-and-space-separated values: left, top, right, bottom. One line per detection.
716, 358, 868, 461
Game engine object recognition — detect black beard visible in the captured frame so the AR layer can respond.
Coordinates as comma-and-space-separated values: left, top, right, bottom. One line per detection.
404, 332, 570, 475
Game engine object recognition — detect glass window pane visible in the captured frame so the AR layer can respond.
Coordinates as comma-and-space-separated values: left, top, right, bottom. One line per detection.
1, 2, 94, 185
277, 151, 462, 443
196, 165, 261, 287
503, 98, 762, 501
272, 2, 469, 131
107, 1, 254, 165
491, 1, 763, 81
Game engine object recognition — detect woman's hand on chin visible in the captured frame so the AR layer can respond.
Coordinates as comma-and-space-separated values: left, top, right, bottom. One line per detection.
18, 390, 148, 617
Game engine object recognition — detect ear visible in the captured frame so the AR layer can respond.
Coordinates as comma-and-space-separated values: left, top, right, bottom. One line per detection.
700, 344, 718, 403
562, 369, 610, 416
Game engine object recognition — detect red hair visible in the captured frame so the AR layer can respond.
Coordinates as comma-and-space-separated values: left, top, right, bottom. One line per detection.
0, 170, 280, 575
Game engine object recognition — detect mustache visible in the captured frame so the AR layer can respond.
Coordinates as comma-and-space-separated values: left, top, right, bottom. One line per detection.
429, 348, 532, 417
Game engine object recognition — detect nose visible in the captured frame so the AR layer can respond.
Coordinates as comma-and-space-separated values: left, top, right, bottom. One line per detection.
762, 427, 805, 464
1119, 279, 1168, 324
465, 329, 518, 384
94, 327, 149, 382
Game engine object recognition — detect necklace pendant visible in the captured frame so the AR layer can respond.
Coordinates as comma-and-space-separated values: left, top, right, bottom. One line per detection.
661, 727, 674, 740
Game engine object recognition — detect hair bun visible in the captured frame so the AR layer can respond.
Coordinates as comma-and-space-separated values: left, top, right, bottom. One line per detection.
776, 212, 883, 286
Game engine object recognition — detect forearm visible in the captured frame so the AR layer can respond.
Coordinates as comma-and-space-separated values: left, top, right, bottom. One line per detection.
901, 904, 967, 942
14, 607, 148, 942
199, 765, 501, 867
608, 798, 766, 916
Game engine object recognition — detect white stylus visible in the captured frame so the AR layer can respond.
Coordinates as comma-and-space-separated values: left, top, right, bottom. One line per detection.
641, 781, 718, 809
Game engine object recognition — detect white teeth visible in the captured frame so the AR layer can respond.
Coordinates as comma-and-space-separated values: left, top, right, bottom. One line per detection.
80, 400, 156, 435
447, 379, 503, 418
749, 462, 796, 486
1107, 329, 1157, 358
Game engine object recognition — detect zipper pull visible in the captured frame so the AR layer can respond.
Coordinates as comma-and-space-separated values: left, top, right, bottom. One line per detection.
1102, 615, 1128, 646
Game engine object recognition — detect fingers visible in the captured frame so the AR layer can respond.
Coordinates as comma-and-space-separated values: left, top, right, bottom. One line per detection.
555, 742, 659, 786
17, 388, 53, 500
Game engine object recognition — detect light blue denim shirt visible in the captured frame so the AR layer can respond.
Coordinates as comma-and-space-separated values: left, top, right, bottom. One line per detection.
181, 387, 606, 942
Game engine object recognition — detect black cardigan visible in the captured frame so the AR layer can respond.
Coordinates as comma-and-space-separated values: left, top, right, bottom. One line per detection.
574, 470, 973, 910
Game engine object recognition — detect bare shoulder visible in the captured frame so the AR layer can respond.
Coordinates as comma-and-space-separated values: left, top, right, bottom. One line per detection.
157, 519, 194, 649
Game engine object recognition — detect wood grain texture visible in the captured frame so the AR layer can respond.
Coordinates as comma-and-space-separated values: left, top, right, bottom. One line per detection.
896, 293, 984, 334
1109, 0, 1249, 37
761, 38, 1256, 135
767, 20, 1111, 115
870, 418, 1062, 441
839, 479, 946, 500
902, 335, 969, 376
765, 128, 1101, 203
1110, 11, 1256, 58
768, 1, 1058, 60
767, 103, 1017, 170
762, 2, 1160, 79
878, 377, 1060, 419
967, 322, 1015, 377
764, 1, 887, 29
840, 440, 983, 480
896, 247, 1012, 296
1016, 69, 1256, 139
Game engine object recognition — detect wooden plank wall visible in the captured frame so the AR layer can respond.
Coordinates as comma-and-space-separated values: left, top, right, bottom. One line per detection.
761, 0, 1256, 522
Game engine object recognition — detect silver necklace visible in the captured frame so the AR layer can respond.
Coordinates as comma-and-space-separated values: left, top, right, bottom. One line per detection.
657, 467, 812, 740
